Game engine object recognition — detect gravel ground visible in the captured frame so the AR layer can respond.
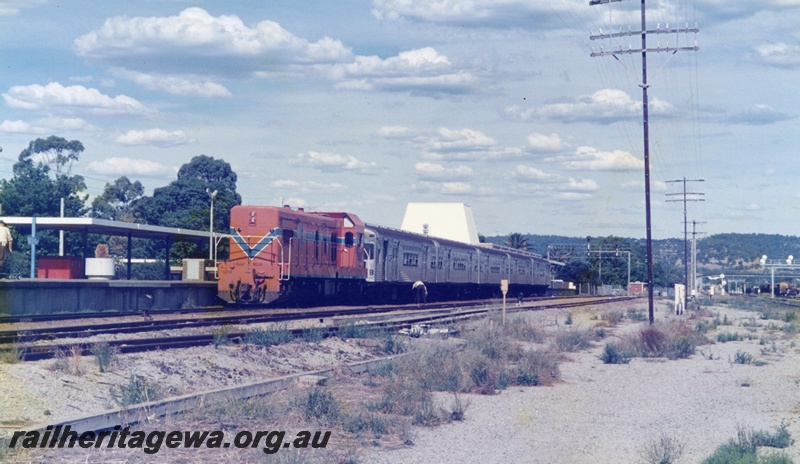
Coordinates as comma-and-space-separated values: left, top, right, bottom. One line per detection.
365, 301, 800, 464
3, 298, 800, 464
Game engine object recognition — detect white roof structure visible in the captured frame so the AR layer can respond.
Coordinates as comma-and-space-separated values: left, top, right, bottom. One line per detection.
400, 203, 480, 245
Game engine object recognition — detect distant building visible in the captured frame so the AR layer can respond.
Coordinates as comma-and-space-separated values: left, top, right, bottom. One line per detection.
629, 281, 647, 296
400, 203, 480, 245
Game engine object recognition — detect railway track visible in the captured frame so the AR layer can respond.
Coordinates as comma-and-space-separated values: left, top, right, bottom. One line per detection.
3, 296, 633, 362
0, 296, 589, 344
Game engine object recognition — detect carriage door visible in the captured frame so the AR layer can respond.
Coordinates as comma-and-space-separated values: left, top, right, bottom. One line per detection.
421, 245, 429, 281
381, 240, 389, 282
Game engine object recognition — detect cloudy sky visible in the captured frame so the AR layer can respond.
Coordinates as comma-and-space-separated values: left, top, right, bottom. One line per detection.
1, 0, 798, 239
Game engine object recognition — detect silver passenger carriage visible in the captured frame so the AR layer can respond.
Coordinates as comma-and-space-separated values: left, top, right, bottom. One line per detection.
363, 224, 556, 303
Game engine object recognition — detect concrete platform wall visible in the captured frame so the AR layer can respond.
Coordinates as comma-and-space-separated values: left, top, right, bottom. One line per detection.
0, 280, 218, 316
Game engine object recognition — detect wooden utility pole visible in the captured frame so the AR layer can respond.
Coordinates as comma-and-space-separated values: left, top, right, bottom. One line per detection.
666, 178, 704, 313
590, 0, 698, 324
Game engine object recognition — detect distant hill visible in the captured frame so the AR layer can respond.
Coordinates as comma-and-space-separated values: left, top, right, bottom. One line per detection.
484, 232, 800, 276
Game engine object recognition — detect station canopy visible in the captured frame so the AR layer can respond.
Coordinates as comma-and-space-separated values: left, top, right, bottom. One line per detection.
1, 216, 216, 243
0, 216, 226, 279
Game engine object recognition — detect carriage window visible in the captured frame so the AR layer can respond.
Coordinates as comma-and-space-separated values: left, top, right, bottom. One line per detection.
403, 253, 419, 267
345, 232, 354, 248
363, 243, 374, 260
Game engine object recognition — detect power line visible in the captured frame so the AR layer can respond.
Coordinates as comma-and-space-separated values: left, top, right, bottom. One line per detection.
590, 0, 699, 324
666, 177, 704, 312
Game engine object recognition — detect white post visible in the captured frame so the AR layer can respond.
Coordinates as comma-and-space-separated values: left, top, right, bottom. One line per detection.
207, 189, 218, 260
59, 197, 65, 256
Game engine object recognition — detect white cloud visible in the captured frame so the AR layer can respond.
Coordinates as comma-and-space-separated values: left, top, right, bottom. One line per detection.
414, 162, 473, 180
512, 165, 560, 183
2, 82, 146, 115
116, 129, 194, 147
87, 157, 175, 176
565, 177, 599, 192
370, 0, 585, 29
726, 104, 795, 125
421, 127, 523, 161
412, 181, 490, 196
0, 117, 95, 134
295, 150, 378, 174
330, 47, 477, 94
111, 69, 232, 98
376, 125, 411, 139
526, 132, 570, 152
0, 120, 32, 132
755, 42, 800, 68
74, 8, 352, 75
552, 146, 643, 171
0, 0, 46, 16
271, 179, 347, 192
535, 89, 673, 124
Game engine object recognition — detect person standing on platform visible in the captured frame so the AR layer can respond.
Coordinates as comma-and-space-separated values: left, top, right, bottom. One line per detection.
0, 220, 13, 270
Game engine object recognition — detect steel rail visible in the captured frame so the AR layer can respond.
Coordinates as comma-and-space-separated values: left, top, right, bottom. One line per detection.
7, 296, 632, 361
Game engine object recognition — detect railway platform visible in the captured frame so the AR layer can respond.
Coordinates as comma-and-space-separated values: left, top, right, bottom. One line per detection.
0, 279, 217, 316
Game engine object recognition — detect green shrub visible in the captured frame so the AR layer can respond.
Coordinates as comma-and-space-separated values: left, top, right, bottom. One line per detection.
301, 326, 326, 342
244, 325, 293, 347
513, 349, 560, 386
702, 424, 794, 464
91, 341, 119, 373
717, 331, 741, 343
301, 387, 340, 424
641, 433, 685, 464
211, 325, 231, 347
733, 350, 754, 364
555, 328, 594, 352
110, 373, 162, 406
599, 343, 631, 364
0, 343, 23, 364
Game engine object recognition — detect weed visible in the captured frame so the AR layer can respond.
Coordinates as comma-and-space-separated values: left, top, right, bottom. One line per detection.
555, 328, 594, 352
467, 325, 511, 360
211, 325, 231, 347
448, 392, 470, 422
204, 396, 277, 424
717, 331, 741, 343
244, 325, 293, 347
702, 424, 794, 464
90, 341, 119, 373
640, 433, 685, 464
301, 387, 340, 425
732, 350, 754, 365
505, 317, 544, 343
0, 342, 23, 363
753, 422, 794, 448
599, 343, 632, 364
110, 373, 162, 406
380, 335, 407, 355
627, 308, 648, 322
338, 322, 372, 339
602, 311, 625, 325
513, 349, 560, 386
301, 326, 326, 343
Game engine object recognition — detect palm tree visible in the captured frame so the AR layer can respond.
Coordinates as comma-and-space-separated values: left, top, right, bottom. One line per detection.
504, 233, 530, 252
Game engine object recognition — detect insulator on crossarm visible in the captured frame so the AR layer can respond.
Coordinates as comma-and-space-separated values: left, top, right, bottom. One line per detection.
657, 23, 660, 30
599, 27, 603, 35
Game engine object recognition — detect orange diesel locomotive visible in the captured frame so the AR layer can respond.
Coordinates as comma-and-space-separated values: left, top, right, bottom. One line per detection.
218, 205, 367, 305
